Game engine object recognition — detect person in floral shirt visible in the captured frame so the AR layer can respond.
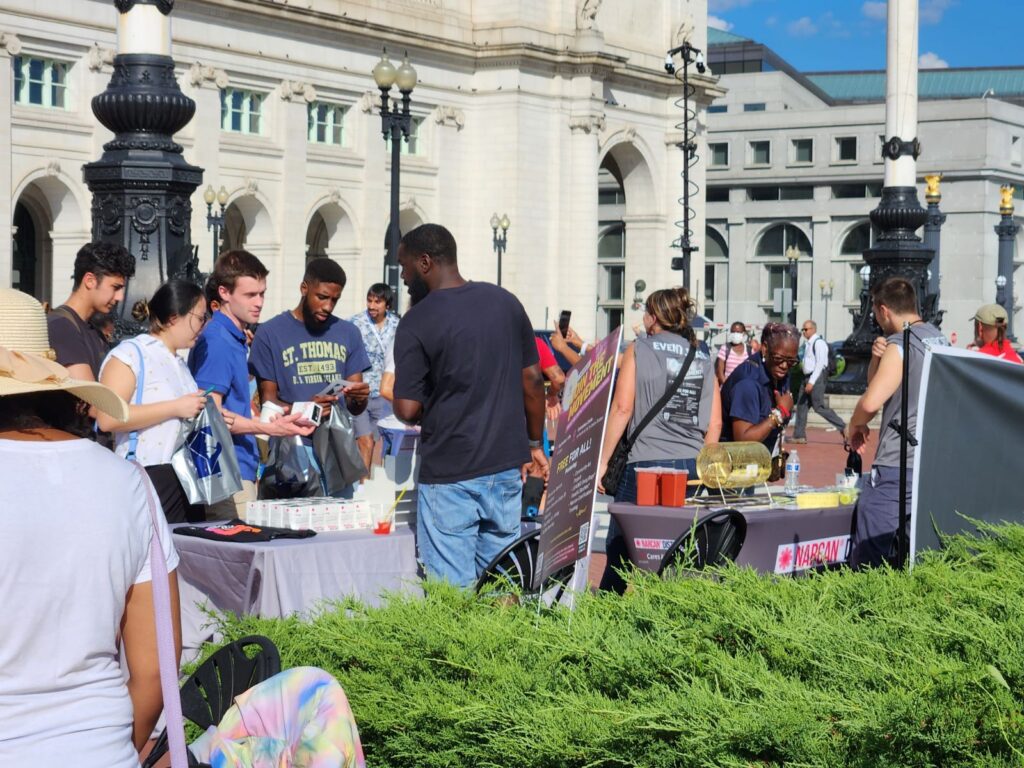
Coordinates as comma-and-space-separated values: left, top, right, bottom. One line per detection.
350, 283, 400, 472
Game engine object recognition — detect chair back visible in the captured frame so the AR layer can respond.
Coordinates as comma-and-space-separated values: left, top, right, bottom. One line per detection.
143, 635, 281, 768
658, 509, 747, 577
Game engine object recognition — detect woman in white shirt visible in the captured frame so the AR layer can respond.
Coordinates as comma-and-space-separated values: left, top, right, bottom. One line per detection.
0, 287, 180, 767
98, 279, 209, 522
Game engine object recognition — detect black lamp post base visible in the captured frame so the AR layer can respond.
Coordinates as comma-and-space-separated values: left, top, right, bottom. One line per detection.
829, 185, 935, 396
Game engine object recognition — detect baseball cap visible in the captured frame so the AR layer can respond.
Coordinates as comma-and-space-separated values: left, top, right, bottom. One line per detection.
971, 304, 1009, 325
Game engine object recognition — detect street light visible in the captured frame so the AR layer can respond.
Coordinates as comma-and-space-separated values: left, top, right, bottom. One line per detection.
785, 245, 800, 325
819, 278, 835, 339
204, 184, 229, 267
373, 50, 417, 308
490, 212, 510, 286
996, 274, 1008, 308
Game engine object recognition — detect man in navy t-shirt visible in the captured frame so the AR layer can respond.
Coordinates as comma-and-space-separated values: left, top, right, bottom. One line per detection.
392, 224, 547, 589
249, 258, 371, 493
190, 249, 315, 519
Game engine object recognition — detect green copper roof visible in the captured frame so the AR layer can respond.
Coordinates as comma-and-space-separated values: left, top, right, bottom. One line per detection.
707, 28, 751, 45
807, 69, 1024, 102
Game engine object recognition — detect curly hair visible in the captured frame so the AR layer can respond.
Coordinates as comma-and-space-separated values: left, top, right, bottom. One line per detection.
760, 322, 801, 353
72, 242, 136, 289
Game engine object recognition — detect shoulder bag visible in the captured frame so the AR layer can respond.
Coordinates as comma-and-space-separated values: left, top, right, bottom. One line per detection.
601, 343, 697, 494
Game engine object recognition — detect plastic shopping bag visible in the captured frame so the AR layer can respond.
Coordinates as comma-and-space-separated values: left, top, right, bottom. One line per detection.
259, 436, 322, 499
313, 405, 367, 496
171, 400, 243, 506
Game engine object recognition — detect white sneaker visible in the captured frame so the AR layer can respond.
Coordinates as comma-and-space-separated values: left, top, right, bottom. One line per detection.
825, 426, 839, 432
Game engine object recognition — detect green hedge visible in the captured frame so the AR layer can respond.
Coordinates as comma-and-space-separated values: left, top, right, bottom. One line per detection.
209, 525, 1024, 767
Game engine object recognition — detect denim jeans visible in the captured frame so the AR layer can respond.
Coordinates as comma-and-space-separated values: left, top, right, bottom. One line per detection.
417, 468, 523, 588
601, 458, 697, 594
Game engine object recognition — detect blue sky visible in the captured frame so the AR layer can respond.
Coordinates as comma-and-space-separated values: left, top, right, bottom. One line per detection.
708, 1, 1024, 72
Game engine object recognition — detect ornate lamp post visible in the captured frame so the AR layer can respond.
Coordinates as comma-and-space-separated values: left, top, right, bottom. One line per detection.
922, 173, 946, 324
664, 41, 706, 292
995, 185, 1018, 341
490, 212, 510, 286
83, 0, 203, 332
831, 0, 936, 394
203, 184, 228, 267
996, 274, 1008, 308
373, 51, 417, 309
819, 278, 835, 339
785, 244, 800, 326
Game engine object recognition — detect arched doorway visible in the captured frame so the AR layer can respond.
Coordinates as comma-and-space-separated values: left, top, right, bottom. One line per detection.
222, 204, 246, 252
12, 175, 85, 305
383, 209, 424, 313
705, 226, 729, 322
12, 202, 45, 302
756, 223, 811, 323
306, 212, 328, 260
596, 138, 657, 337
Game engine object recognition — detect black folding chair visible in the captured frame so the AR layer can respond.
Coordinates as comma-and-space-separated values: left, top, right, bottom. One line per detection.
475, 528, 577, 603
657, 509, 747, 577
143, 635, 282, 768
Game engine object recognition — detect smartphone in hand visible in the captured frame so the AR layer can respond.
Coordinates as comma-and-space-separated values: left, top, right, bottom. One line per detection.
558, 310, 572, 339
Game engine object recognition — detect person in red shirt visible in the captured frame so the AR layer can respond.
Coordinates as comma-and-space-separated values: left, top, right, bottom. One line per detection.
969, 304, 1022, 363
535, 336, 565, 430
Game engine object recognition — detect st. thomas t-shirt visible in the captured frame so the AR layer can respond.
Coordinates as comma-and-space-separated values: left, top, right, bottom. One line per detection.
394, 282, 539, 484
248, 311, 370, 405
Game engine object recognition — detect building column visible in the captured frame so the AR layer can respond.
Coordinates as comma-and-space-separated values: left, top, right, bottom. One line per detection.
810, 215, 832, 333
0, 32, 21, 289
278, 80, 314, 302
565, 114, 602, 340
185, 62, 227, 273
622, 214, 666, 333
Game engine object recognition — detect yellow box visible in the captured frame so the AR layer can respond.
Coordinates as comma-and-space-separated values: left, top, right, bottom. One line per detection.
796, 491, 840, 509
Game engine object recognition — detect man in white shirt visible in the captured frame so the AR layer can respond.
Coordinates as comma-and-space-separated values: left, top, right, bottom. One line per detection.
791, 319, 846, 443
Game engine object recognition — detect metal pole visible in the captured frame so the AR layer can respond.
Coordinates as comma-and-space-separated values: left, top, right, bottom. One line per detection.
388, 116, 401, 305
897, 321, 911, 569
497, 246, 502, 287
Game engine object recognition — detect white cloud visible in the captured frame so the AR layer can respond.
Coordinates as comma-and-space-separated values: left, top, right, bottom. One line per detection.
787, 16, 818, 37
921, 0, 955, 24
862, 1, 887, 21
919, 51, 949, 69
708, 15, 734, 31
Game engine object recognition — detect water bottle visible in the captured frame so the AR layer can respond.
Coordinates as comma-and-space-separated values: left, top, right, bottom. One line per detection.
784, 449, 801, 494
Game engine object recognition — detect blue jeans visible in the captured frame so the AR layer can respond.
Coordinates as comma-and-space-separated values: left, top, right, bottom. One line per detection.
417, 468, 522, 588
601, 458, 698, 594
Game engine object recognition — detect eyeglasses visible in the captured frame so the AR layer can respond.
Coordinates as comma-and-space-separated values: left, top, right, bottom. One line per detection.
801, 326, 814, 332
188, 310, 211, 327
772, 356, 800, 368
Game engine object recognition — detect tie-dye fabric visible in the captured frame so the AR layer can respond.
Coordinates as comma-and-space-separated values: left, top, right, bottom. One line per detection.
188, 667, 365, 768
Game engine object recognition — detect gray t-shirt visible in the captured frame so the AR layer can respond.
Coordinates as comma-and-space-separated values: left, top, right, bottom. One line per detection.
627, 332, 716, 463
874, 322, 948, 469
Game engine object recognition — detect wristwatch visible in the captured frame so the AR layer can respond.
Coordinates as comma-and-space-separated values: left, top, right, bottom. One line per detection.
528, 439, 543, 449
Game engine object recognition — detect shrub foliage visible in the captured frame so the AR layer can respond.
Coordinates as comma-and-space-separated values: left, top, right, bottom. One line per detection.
209, 525, 1024, 767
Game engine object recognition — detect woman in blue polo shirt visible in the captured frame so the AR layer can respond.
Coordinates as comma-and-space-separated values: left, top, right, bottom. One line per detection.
719, 322, 799, 452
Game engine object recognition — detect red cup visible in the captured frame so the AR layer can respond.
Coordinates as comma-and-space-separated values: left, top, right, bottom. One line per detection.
373, 520, 393, 535
635, 468, 661, 506
660, 469, 689, 507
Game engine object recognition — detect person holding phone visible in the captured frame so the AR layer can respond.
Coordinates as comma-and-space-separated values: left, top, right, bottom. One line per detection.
97, 279, 210, 523
249, 258, 371, 496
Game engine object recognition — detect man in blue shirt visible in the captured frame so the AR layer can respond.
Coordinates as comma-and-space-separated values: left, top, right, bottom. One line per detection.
189, 249, 314, 519
249, 258, 371, 495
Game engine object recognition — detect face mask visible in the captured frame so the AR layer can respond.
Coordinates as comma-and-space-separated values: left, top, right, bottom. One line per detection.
728, 332, 747, 345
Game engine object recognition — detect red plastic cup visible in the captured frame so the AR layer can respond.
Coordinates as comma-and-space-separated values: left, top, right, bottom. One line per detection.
373, 520, 393, 535
635, 468, 661, 506
660, 469, 689, 507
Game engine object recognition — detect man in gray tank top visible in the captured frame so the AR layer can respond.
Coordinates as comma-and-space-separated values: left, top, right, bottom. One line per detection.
846, 277, 948, 569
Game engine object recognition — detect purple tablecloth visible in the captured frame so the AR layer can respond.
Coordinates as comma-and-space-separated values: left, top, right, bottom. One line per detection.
173, 524, 420, 651
608, 501, 855, 575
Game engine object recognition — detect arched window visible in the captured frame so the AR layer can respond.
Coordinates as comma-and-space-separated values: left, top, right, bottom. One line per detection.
840, 222, 872, 256
755, 223, 811, 258
706, 227, 728, 261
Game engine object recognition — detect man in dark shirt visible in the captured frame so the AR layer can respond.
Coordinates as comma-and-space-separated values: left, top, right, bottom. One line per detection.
47, 242, 135, 381
393, 224, 547, 588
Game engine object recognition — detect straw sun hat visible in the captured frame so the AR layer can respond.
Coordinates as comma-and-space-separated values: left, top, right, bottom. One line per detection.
0, 288, 128, 421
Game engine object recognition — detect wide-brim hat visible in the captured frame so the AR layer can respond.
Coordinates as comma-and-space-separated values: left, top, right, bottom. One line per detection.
0, 288, 128, 421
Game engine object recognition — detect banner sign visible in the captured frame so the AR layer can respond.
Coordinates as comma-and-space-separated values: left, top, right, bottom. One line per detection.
536, 328, 622, 584
911, 346, 1024, 561
774, 534, 850, 574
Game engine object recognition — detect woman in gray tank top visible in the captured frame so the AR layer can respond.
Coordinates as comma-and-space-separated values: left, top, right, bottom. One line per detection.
597, 288, 721, 592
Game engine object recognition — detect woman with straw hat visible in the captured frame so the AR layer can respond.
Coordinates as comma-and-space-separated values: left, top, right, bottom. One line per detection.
0, 288, 180, 766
